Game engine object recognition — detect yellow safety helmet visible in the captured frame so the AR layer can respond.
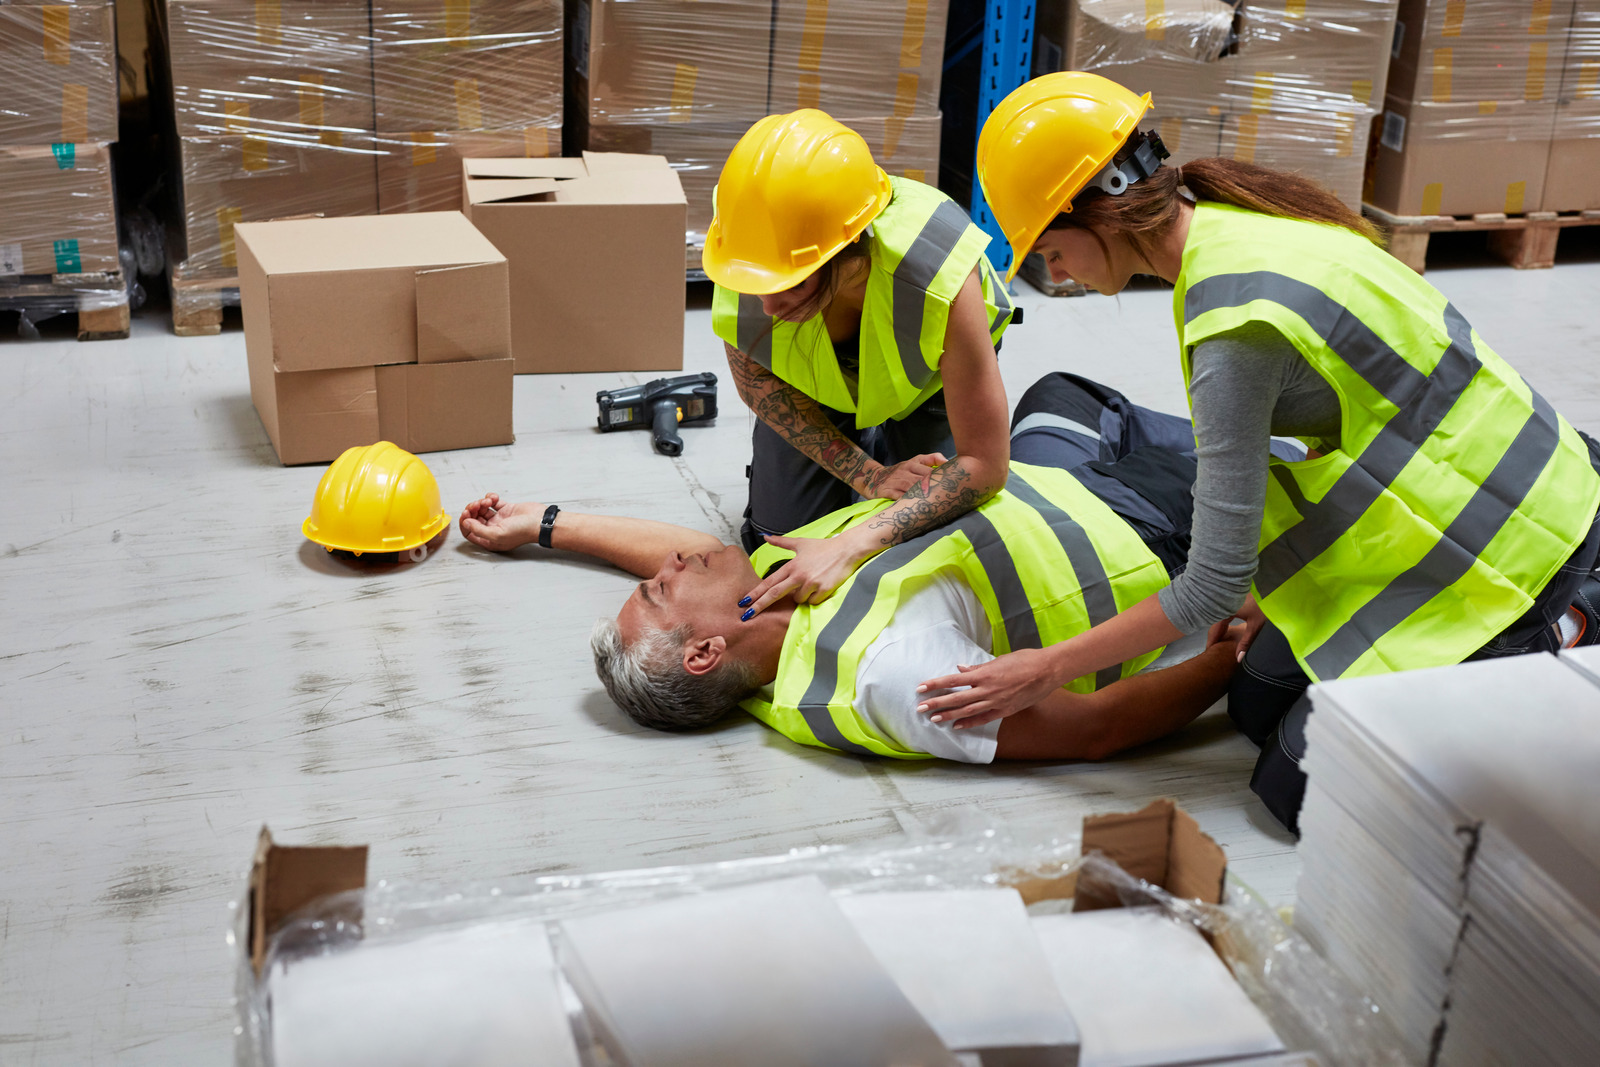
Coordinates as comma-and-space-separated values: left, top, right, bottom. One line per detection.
701, 109, 893, 295
976, 72, 1156, 281
302, 442, 450, 559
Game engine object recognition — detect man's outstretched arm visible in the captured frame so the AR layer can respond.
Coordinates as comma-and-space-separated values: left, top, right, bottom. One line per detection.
460, 494, 725, 578
992, 636, 1240, 761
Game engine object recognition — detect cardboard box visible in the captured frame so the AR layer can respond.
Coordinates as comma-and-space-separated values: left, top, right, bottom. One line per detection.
1221, 109, 1370, 207
178, 134, 379, 279
0, 2, 118, 144
165, 0, 375, 140
1542, 100, 1600, 209
568, 0, 772, 127
370, 0, 562, 134
462, 152, 687, 373
769, 0, 950, 119
0, 144, 120, 277
1386, 0, 1570, 106
1368, 93, 1556, 214
377, 126, 560, 213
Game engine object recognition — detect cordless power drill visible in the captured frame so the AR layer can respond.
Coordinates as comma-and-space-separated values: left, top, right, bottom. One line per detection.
595, 372, 718, 456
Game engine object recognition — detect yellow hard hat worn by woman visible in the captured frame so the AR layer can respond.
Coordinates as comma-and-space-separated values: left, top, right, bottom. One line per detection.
916, 70, 1600, 835
702, 109, 1019, 619
303, 441, 450, 562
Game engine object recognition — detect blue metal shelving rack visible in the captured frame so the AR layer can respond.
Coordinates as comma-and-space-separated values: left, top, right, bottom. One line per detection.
968, 1, 1036, 277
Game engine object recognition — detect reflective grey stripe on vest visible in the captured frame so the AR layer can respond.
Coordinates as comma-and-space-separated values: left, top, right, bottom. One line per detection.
1003, 474, 1124, 690
1304, 388, 1564, 678
1184, 273, 1487, 598
987, 264, 1013, 337
736, 293, 774, 369
892, 200, 974, 391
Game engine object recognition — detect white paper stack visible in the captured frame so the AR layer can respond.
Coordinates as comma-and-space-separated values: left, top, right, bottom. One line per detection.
268, 920, 580, 1067
837, 889, 1081, 1066
1295, 652, 1600, 1065
1031, 907, 1285, 1067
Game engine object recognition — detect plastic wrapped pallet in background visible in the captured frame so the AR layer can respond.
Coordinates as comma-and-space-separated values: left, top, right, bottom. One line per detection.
569, 0, 948, 275
0, 2, 129, 338
1368, 0, 1570, 215
1548, 0, 1600, 210
1033, 0, 1400, 209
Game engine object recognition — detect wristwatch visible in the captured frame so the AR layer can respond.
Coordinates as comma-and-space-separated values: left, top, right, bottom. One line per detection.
538, 504, 561, 549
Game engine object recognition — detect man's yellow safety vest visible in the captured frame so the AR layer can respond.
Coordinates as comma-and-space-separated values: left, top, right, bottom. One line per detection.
740, 462, 1171, 757
1177, 202, 1600, 682
712, 176, 1016, 429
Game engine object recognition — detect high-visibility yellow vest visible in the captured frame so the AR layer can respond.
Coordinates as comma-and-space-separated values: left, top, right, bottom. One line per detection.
1177, 202, 1600, 682
712, 176, 1016, 429
740, 462, 1170, 757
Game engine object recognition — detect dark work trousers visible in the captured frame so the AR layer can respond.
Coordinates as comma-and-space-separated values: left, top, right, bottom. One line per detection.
1233, 433, 1600, 836
740, 393, 955, 554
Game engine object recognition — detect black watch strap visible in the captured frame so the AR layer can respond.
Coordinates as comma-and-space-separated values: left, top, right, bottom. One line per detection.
538, 504, 560, 549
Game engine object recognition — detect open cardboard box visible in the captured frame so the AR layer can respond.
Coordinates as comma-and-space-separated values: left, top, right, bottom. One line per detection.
461, 151, 686, 374
237, 213, 514, 465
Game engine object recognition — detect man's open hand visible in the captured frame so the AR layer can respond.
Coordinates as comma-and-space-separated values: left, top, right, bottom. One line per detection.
459, 493, 545, 552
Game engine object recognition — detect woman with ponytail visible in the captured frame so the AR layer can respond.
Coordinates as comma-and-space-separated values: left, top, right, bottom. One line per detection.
918, 72, 1600, 831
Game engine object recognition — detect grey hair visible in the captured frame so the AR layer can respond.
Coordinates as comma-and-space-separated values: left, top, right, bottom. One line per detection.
590, 618, 761, 731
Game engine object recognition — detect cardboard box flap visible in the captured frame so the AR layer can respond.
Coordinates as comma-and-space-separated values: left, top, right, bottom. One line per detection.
466, 177, 570, 206
235, 214, 507, 275
1074, 798, 1227, 910
464, 157, 591, 180
415, 264, 511, 363
248, 827, 368, 975
378, 359, 514, 454
553, 170, 687, 206
581, 150, 673, 174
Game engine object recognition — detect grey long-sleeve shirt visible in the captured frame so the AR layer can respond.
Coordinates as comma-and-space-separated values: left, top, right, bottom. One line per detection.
1156, 323, 1343, 635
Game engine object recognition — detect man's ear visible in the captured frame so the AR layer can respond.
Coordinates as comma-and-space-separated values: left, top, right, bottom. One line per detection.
683, 635, 728, 677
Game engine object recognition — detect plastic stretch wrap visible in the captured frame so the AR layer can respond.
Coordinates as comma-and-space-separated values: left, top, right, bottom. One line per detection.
158, 0, 562, 297
1547, 0, 1600, 209
0, 143, 120, 277
0, 2, 119, 145
232, 813, 1405, 1067
1036, 0, 1400, 206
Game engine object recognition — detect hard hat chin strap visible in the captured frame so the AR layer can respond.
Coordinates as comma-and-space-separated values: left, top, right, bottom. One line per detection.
1087, 131, 1171, 197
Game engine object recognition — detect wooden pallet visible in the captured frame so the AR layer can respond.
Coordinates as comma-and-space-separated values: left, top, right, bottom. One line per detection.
1366, 204, 1600, 273
0, 271, 131, 340
169, 263, 240, 336
1016, 251, 1089, 297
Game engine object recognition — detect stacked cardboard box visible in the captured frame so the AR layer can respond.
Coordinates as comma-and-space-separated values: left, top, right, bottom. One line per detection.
568, 0, 947, 274
0, 3, 122, 280
1369, 0, 1571, 214
1034, 0, 1400, 208
1548, 0, 1600, 209
158, 0, 562, 299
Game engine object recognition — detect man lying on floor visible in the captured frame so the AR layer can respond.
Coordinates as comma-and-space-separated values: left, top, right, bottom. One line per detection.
461, 374, 1247, 763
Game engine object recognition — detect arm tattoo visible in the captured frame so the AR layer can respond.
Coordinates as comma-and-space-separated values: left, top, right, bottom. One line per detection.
724, 343, 877, 491
861, 456, 993, 546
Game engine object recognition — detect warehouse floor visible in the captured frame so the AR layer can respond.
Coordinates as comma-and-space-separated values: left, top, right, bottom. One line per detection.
5, 241, 1600, 1064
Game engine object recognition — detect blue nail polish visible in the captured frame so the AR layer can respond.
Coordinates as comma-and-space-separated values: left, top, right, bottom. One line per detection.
740, 608, 755, 622
738, 596, 752, 607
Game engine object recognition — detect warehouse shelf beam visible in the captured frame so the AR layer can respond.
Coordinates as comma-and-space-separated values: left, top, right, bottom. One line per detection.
969, 0, 1035, 277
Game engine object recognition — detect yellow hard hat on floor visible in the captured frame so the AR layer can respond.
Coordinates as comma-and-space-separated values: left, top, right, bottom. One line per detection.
977, 72, 1154, 281
302, 442, 449, 557
701, 109, 893, 295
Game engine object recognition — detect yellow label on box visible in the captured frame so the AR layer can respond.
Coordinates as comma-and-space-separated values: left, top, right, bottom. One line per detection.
224, 100, 251, 134
894, 72, 918, 118
1285, 0, 1305, 18
799, 0, 828, 73
455, 78, 482, 128
883, 117, 905, 158
1144, 0, 1166, 40
669, 63, 698, 123
903, 168, 926, 182
524, 126, 549, 157
1431, 48, 1453, 102
1525, 41, 1547, 100
242, 135, 268, 172
1529, 0, 1551, 35
901, 0, 928, 68
1234, 114, 1259, 163
1442, 0, 1464, 36
218, 206, 244, 269
1352, 78, 1373, 106
1159, 117, 1183, 155
1250, 73, 1274, 114
1578, 62, 1600, 100
1479, 100, 1498, 114
298, 75, 325, 130
255, 0, 281, 47
797, 73, 821, 109
1505, 180, 1526, 214
60, 83, 88, 142
445, 0, 470, 45
42, 6, 71, 66
1334, 114, 1356, 157
411, 131, 438, 166
1420, 182, 1443, 215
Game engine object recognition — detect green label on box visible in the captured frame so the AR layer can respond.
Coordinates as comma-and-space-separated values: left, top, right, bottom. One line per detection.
53, 239, 82, 273
51, 143, 76, 170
